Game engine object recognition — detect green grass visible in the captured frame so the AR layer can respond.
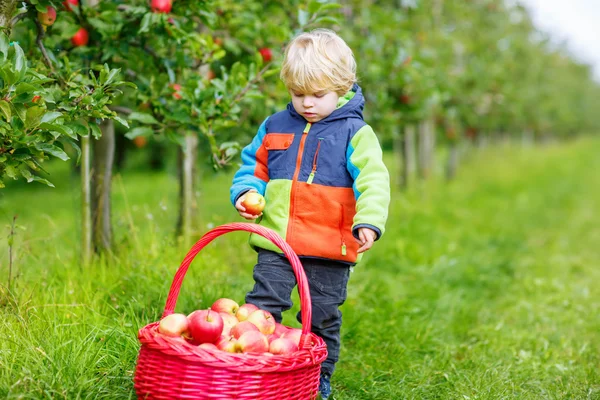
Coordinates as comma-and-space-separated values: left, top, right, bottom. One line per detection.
1, 138, 600, 399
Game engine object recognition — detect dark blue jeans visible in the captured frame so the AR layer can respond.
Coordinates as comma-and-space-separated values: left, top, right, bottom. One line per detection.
246, 249, 351, 377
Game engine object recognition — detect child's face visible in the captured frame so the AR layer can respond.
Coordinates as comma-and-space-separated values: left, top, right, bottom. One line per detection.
290, 89, 339, 123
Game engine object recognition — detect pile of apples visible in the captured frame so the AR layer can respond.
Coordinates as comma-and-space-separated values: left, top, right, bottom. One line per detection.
157, 298, 302, 355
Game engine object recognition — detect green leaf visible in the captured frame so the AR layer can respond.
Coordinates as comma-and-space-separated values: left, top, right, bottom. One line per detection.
0, 100, 11, 121
129, 112, 158, 124
25, 106, 46, 130
39, 122, 76, 139
89, 123, 102, 139
40, 111, 62, 124
13, 43, 26, 77
35, 143, 70, 161
62, 136, 81, 164
20, 168, 33, 183
15, 82, 37, 96
0, 34, 9, 59
139, 13, 152, 33
113, 115, 129, 128
298, 8, 310, 26
31, 175, 55, 187
125, 126, 153, 139
314, 16, 339, 25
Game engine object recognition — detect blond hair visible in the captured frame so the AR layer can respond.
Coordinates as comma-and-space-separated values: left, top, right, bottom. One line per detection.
280, 29, 356, 96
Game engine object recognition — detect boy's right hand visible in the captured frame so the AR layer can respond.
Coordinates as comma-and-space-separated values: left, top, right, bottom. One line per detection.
235, 190, 263, 220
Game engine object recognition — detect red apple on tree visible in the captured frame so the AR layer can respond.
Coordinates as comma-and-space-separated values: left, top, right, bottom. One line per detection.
236, 303, 259, 321
240, 192, 265, 216
151, 0, 172, 13
37, 6, 57, 27
188, 309, 223, 344
169, 83, 182, 100
62, 0, 78, 12
237, 331, 269, 353
259, 47, 272, 63
246, 309, 276, 335
158, 313, 189, 337
32, 95, 41, 103
231, 320, 260, 339
71, 28, 89, 47
211, 298, 240, 316
269, 337, 298, 355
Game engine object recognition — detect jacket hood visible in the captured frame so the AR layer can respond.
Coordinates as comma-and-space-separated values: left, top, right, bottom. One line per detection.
286, 83, 365, 123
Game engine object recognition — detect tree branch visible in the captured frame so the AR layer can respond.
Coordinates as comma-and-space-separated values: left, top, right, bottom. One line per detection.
109, 106, 132, 115
34, 19, 56, 76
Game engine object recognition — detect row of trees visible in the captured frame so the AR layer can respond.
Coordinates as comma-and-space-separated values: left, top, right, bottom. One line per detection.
2, 0, 600, 261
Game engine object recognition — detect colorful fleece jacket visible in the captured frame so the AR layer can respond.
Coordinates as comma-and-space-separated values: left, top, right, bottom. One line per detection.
230, 84, 390, 264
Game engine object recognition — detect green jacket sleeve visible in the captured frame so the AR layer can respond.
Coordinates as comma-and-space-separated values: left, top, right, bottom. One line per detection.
346, 124, 391, 239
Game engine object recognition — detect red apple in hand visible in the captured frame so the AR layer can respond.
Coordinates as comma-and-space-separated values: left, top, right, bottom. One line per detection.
231, 320, 260, 339
71, 28, 89, 47
38, 6, 57, 26
246, 309, 276, 335
188, 309, 223, 344
236, 303, 259, 321
158, 313, 189, 337
237, 331, 269, 353
211, 298, 240, 316
269, 337, 298, 355
241, 193, 265, 216
259, 48, 272, 63
151, 0, 172, 13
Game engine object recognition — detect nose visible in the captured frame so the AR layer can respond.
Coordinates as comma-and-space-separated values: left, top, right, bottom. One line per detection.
303, 96, 314, 108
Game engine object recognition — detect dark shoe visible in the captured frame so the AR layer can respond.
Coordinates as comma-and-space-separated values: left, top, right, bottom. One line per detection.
318, 373, 332, 400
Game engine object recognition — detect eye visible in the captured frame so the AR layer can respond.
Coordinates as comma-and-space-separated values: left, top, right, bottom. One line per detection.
293, 92, 304, 98
315, 93, 325, 98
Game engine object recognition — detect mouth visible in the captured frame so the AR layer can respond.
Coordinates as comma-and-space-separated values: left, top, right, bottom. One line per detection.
304, 112, 316, 118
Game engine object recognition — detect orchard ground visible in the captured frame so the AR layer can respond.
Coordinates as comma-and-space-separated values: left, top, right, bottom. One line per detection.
1, 138, 599, 399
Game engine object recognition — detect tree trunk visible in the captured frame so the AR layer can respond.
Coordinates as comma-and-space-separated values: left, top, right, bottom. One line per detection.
446, 141, 459, 181
401, 125, 416, 189
418, 118, 435, 180
0, 0, 17, 33
92, 120, 115, 254
176, 133, 198, 244
81, 135, 92, 265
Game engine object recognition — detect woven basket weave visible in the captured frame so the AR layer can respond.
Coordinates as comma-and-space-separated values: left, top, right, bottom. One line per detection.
134, 223, 328, 399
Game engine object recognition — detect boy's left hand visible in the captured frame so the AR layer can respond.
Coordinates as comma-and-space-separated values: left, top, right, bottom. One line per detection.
356, 227, 377, 253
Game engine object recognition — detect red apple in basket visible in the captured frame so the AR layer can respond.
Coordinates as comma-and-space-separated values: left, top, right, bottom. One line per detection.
219, 312, 239, 337
188, 309, 223, 344
269, 337, 298, 355
237, 331, 269, 353
211, 298, 240, 316
240, 192, 265, 216
246, 309, 276, 335
198, 342, 218, 351
274, 322, 290, 338
236, 303, 259, 321
216, 336, 240, 353
158, 313, 189, 337
281, 328, 303, 347
231, 320, 260, 339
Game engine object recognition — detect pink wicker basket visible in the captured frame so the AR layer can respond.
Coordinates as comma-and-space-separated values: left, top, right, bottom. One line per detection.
134, 223, 328, 399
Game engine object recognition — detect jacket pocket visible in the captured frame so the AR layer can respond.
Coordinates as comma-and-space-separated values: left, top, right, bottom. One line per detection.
264, 133, 294, 150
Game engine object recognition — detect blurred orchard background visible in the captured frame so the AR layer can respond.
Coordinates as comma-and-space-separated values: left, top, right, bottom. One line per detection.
1, 0, 599, 398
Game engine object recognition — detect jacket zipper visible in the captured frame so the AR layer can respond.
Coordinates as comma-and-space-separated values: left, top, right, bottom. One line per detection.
307, 138, 322, 185
339, 206, 347, 256
287, 122, 312, 243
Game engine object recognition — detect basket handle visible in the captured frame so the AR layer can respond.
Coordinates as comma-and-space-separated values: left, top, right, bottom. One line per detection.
162, 222, 314, 349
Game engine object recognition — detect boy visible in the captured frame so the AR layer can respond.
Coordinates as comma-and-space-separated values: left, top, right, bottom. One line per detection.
230, 29, 390, 399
